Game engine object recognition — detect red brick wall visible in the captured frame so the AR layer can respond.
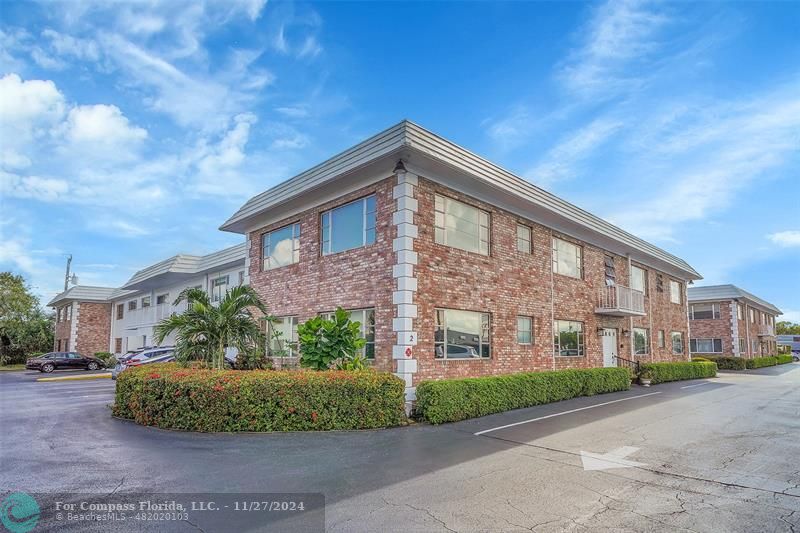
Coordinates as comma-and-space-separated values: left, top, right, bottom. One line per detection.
689, 300, 734, 355
75, 302, 112, 355
54, 306, 71, 351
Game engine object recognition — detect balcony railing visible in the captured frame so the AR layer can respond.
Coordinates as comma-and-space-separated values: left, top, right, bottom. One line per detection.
123, 302, 189, 330
757, 324, 775, 337
596, 284, 646, 317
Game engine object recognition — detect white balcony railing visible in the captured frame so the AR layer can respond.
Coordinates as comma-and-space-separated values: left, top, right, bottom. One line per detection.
757, 324, 775, 337
123, 302, 189, 330
596, 284, 646, 317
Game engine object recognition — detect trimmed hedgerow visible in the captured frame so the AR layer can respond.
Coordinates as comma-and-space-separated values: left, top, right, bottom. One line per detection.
113, 364, 407, 432
745, 356, 777, 369
415, 367, 630, 424
639, 362, 717, 384
692, 355, 746, 370
776, 355, 793, 365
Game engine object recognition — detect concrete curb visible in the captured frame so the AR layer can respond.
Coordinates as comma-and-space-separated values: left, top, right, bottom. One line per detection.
37, 373, 112, 382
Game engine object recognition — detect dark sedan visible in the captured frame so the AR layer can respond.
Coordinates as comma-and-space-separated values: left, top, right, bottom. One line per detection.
26, 352, 105, 373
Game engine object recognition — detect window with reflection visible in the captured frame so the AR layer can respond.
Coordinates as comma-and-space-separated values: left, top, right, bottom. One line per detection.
321, 196, 376, 255
263, 223, 300, 270
434, 309, 490, 359
434, 195, 490, 255
554, 320, 584, 356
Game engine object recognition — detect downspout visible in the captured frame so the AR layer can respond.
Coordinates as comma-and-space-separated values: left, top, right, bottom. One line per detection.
744, 302, 751, 358
685, 282, 690, 361
627, 255, 634, 359
550, 230, 555, 371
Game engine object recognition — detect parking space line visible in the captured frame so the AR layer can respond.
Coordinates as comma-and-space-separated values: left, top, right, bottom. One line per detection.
681, 381, 712, 389
474, 392, 662, 436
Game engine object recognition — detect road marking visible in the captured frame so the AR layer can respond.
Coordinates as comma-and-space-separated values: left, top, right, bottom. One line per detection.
681, 381, 712, 389
474, 392, 662, 436
37, 373, 111, 382
580, 446, 647, 471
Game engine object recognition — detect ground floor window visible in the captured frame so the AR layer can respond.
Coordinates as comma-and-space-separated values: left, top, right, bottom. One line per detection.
268, 317, 298, 357
690, 338, 723, 353
554, 320, 584, 357
657, 330, 665, 348
114, 338, 122, 353
322, 308, 376, 359
435, 309, 491, 359
671, 332, 684, 354
751, 339, 759, 353
633, 328, 650, 355
738, 338, 746, 355
517, 316, 533, 344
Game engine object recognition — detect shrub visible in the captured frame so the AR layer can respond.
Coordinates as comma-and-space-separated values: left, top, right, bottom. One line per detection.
297, 308, 365, 370
415, 368, 630, 424
745, 356, 777, 369
693, 355, 745, 370
0, 345, 27, 365
94, 351, 116, 367
112, 363, 407, 431
638, 362, 717, 384
776, 355, 793, 365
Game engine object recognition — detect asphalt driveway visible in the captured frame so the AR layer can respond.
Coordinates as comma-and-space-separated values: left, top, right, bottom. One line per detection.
1, 365, 798, 532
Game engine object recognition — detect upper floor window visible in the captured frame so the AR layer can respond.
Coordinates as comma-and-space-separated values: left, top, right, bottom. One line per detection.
516, 224, 532, 253
669, 280, 682, 304
554, 320, 584, 357
552, 238, 582, 279
128, 300, 137, 311
749, 308, 755, 323
156, 294, 169, 305
630, 265, 647, 294
238, 271, 245, 285
263, 222, 300, 270
116, 304, 124, 320
633, 328, 650, 355
321, 195, 376, 255
141, 296, 151, 308
737, 304, 743, 320
690, 338, 723, 353
211, 276, 229, 303
690, 303, 720, 320
604, 255, 616, 283
434, 194, 490, 255
435, 308, 490, 359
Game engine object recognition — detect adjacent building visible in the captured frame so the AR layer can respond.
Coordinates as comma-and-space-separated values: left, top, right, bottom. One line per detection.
48, 244, 246, 355
687, 284, 782, 358
220, 120, 702, 403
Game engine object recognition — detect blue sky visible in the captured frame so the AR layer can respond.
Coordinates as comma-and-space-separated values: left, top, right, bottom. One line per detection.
1, 0, 798, 320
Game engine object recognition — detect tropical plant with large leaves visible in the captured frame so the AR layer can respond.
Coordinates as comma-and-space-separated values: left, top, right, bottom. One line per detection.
154, 285, 271, 370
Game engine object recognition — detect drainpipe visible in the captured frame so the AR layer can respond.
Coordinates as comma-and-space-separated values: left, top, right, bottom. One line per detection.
627, 255, 634, 359
550, 229, 555, 371
744, 302, 751, 359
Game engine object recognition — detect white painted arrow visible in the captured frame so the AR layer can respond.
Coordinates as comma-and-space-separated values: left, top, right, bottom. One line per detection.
580, 446, 647, 471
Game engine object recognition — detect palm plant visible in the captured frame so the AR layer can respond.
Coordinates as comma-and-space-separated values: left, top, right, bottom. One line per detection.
154, 285, 270, 370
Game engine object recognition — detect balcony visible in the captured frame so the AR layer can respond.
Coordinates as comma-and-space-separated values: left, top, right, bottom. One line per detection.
757, 324, 775, 337
123, 302, 189, 330
596, 284, 646, 317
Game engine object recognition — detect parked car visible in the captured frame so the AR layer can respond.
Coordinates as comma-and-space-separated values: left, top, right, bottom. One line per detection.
112, 347, 175, 380
26, 352, 105, 373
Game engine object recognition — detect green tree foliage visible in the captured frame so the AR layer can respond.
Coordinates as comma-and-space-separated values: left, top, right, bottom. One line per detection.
776, 321, 800, 335
154, 285, 269, 370
297, 308, 366, 371
0, 272, 54, 357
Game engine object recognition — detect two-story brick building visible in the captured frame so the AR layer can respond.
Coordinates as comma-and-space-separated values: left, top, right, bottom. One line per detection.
687, 284, 782, 358
220, 120, 702, 404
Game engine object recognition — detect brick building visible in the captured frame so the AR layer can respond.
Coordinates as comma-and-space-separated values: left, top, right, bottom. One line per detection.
220, 120, 702, 404
48, 287, 115, 355
687, 284, 782, 358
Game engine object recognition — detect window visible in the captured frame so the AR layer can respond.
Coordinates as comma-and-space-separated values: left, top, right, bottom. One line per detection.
630, 265, 647, 294
671, 332, 684, 354
238, 271, 245, 285
116, 304, 124, 320
262, 223, 301, 270
669, 280, 682, 304
737, 304, 743, 320
633, 328, 650, 355
322, 309, 375, 358
516, 224, 532, 253
321, 196, 376, 255
267, 317, 298, 357
604, 255, 616, 283
66, 305, 72, 321
211, 276, 229, 302
141, 296, 151, 308
656, 274, 664, 293
749, 308, 755, 323
552, 238, 582, 279
690, 338, 723, 353
751, 339, 759, 352
658, 330, 665, 348
690, 303, 720, 320
517, 316, 533, 344
738, 338, 746, 354
128, 300, 137, 311
57, 339, 61, 351
114, 338, 122, 353
554, 320, 584, 357
434, 194, 490, 255
64, 340, 69, 351
435, 309, 490, 359
156, 294, 169, 305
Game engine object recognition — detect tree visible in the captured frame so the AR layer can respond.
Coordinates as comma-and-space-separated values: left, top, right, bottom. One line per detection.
154, 285, 270, 370
776, 321, 800, 335
0, 272, 54, 355
297, 308, 366, 371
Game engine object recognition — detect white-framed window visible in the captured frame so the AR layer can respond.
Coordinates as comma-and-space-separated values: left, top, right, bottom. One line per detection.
737, 304, 743, 320
690, 303, 720, 320
630, 265, 647, 295
751, 338, 759, 352
690, 338, 723, 353
435, 309, 490, 359
749, 308, 755, 323
211, 275, 229, 302
658, 330, 665, 349
434, 194, 490, 255
321, 195, 376, 255
66, 304, 73, 321
156, 294, 169, 305
238, 271, 245, 285
554, 320, 584, 357
633, 328, 650, 355
322, 308, 376, 359
116, 303, 124, 320
517, 316, 533, 344
669, 280, 682, 304
141, 296, 151, 308
128, 300, 137, 311
267, 317, 298, 357
262, 222, 301, 270
738, 338, 746, 354
552, 237, 582, 279
516, 224, 532, 254
671, 331, 684, 354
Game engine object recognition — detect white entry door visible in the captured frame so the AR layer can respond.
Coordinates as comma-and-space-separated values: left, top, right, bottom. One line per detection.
602, 328, 617, 368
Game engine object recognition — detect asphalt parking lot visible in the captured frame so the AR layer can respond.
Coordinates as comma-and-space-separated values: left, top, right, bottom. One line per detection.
1, 365, 799, 532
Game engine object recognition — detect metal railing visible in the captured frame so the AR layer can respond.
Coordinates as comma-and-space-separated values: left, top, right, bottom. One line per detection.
613, 355, 640, 375
596, 284, 645, 315
756, 324, 775, 337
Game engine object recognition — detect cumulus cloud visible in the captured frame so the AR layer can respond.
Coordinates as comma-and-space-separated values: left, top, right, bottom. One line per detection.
64, 104, 148, 147
767, 230, 800, 248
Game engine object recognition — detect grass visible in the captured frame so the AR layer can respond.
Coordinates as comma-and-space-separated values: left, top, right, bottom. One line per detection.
0, 364, 26, 371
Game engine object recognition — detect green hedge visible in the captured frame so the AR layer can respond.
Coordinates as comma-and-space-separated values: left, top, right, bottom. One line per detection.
639, 362, 717, 384
692, 355, 746, 370
745, 356, 777, 369
415, 368, 630, 424
776, 355, 793, 365
113, 364, 407, 431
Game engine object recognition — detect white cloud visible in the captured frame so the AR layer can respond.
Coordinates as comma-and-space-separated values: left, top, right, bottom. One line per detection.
0, 171, 69, 201
275, 105, 310, 119
767, 231, 800, 248
64, 104, 148, 146
41, 29, 100, 62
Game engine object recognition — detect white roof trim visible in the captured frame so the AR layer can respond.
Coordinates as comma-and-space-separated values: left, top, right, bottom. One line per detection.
121, 243, 246, 289
688, 284, 782, 315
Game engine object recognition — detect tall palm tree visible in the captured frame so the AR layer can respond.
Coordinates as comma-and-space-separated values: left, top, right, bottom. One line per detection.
154, 285, 270, 369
